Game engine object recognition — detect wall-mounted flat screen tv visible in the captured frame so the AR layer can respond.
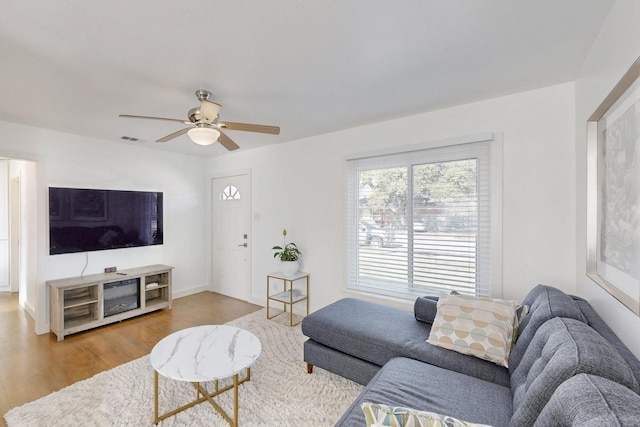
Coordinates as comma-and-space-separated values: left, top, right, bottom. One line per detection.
49, 187, 163, 255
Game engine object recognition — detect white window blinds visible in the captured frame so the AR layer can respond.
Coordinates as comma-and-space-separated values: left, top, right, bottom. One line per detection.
346, 139, 492, 298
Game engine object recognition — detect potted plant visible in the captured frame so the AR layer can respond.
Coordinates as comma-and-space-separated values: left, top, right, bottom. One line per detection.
272, 228, 302, 275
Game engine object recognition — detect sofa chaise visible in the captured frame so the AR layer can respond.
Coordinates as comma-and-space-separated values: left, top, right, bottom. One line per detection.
301, 285, 640, 426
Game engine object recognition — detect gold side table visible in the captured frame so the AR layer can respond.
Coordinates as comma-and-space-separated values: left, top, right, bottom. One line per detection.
266, 271, 309, 326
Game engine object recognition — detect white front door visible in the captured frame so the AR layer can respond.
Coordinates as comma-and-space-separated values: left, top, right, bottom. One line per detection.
211, 172, 252, 301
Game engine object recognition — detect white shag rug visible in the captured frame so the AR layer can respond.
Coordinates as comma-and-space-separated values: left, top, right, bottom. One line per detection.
4, 310, 364, 426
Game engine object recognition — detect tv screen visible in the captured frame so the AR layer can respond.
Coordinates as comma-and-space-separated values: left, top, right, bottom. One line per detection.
49, 187, 163, 255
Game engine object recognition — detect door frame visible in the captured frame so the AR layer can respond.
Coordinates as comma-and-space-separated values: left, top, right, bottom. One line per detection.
9, 174, 20, 292
0, 161, 8, 292
209, 168, 252, 299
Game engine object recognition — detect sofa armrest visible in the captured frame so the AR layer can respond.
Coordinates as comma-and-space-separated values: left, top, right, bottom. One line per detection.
414, 296, 439, 324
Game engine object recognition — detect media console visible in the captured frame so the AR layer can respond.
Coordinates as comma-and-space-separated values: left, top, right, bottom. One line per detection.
48, 264, 173, 341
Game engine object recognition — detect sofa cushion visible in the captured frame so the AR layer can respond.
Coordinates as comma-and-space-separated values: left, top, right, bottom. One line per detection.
334, 357, 512, 427
573, 297, 640, 386
533, 374, 640, 427
302, 298, 510, 386
361, 402, 491, 427
303, 339, 381, 386
510, 317, 640, 426
302, 298, 432, 368
509, 284, 587, 372
427, 294, 518, 367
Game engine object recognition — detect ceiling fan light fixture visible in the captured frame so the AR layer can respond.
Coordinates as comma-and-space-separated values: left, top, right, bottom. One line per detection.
119, 89, 278, 151
187, 127, 220, 145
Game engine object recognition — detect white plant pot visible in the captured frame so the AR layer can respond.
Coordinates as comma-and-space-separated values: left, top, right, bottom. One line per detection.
279, 260, 300, 276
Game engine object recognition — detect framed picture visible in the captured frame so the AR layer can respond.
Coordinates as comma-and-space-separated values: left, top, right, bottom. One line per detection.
70, 189, 108, 221
587, 56, 640, 316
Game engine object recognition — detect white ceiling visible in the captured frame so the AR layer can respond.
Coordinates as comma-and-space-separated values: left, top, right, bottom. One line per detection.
0, 1, 615, 157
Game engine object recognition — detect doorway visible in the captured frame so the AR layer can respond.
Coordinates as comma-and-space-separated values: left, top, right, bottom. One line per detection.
211, 172, 252, 301
0, 158, 36, 306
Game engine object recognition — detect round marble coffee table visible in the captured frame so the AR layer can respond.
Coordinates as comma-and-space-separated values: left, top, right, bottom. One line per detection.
150, 325, 261, 426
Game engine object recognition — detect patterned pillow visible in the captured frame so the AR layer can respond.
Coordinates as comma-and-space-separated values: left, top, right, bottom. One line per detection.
427, 294, 518, 367
361, 402, 491, 427
511, 304, 530, 348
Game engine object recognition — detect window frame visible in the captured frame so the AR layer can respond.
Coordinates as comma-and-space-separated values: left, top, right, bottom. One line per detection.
219, 184, 241, 201
345, 133, 503, 300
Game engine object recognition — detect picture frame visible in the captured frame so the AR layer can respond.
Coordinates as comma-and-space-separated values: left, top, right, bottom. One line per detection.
70, 189, 108, 221
586, 56, 640, 316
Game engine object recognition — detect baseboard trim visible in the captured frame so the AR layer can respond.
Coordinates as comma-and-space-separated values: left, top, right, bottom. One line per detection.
172, 284, 210, 299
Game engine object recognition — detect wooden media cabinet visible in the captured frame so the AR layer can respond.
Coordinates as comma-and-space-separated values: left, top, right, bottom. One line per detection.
48, 264, 173, 341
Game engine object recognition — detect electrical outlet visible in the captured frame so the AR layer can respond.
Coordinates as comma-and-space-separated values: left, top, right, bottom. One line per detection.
104, 267, 117, 273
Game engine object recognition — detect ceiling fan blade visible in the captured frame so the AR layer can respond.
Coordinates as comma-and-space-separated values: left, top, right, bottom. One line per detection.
218, 130, 240, 151
156, 127, 190, 143
119, 114, 187, 124
200, 100, 222, 122
219, 121, 280, 135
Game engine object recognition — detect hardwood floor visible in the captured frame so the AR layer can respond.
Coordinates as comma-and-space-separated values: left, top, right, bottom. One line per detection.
0, 291, 261, 426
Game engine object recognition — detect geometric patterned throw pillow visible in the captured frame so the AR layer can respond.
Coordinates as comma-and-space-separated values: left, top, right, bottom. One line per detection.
427, 293, 518, 368
361, 402, 492, 427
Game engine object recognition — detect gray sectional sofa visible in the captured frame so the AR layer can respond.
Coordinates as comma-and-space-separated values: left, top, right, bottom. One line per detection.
301, 285, 640, 426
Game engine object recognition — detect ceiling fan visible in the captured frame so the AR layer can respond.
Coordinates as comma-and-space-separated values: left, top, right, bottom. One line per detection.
119, 89, 280, 151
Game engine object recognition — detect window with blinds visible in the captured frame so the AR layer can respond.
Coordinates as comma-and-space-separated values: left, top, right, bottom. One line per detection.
346, 139, 492, 298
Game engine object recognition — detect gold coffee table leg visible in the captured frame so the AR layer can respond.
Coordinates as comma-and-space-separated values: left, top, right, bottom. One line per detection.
154, 368, 252, 426
233, 373, 239, 426
154, 370, 159, 424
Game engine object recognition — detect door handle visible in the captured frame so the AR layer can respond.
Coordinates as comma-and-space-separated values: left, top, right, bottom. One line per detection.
238, 243, 247, 247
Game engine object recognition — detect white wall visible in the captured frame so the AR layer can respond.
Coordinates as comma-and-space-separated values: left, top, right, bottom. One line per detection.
0, 120, 209, 335
575, 0, 640, 357
207, 82, 577, 313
